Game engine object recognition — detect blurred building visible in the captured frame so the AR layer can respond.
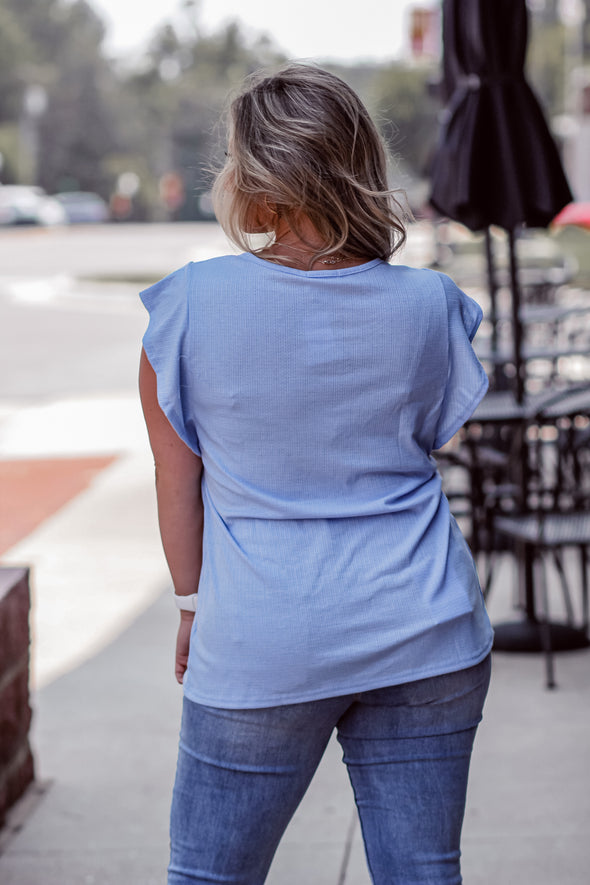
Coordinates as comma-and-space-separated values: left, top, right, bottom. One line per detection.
409, 5, 441, 60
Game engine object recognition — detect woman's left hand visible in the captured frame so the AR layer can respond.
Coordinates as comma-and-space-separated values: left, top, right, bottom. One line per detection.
175, 612, 195, 684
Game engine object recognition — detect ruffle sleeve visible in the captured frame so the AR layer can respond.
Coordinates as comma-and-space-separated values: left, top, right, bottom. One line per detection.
140, 263, 201, 456
433, 273, 489, 450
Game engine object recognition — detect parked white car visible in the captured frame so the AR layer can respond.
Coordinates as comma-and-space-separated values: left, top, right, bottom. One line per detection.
0, 185, 67, 226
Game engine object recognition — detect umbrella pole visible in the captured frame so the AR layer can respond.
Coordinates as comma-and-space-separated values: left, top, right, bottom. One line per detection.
484, 228, 502, 387
508, 229, 525, 403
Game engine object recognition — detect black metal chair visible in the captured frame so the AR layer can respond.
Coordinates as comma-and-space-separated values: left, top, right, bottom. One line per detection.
487, 389, 590, 687
435, 439, 512, 559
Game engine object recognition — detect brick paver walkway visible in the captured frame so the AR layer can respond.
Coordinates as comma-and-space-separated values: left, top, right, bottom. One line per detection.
0, 456, 116, 555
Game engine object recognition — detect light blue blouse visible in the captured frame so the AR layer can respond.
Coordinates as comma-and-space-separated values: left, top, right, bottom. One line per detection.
141, 253, 493, 708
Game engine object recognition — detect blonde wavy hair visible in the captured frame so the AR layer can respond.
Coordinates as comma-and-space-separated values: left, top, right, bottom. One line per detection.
212, 64, 407, 265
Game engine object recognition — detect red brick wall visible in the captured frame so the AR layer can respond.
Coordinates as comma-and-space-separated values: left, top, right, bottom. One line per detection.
0, 568, 35, 827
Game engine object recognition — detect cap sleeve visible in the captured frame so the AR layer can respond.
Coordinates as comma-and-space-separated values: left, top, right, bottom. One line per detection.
140, 264, 201, 455
433, 273, 489, 450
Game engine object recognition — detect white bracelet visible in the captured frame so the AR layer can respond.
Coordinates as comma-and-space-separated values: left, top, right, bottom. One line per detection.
174, 593, 198, 612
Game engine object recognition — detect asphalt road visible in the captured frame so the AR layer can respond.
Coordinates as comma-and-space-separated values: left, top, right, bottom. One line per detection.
0, 223, 230, 401
0, 221, 229, 279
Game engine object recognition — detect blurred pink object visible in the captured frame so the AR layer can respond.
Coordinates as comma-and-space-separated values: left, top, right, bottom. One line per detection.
552, 202, 590, 230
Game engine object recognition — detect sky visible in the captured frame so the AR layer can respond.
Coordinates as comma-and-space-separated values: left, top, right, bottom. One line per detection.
89, 0, 421, 64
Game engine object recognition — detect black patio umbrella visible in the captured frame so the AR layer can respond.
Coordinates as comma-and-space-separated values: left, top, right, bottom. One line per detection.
430, 0, 572, 402
430, 0, 581, 663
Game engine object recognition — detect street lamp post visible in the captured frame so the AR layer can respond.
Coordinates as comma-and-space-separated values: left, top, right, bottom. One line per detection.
18, 84, 48, 184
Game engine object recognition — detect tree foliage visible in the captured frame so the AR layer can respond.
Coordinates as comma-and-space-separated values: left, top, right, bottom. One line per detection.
0, 0, 115, 191
526, 17, 566, 117
0, 0, 571, 219
372, 62, 440, 183
116, 15, 284, 218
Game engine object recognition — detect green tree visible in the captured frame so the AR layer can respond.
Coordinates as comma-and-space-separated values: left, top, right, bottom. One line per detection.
37, 1, 117, 195
0, 0, 117, 193
372, 62, 440, 187
117, 16, 285, 219
526, 17, 566, 117
0, 4, 33, 121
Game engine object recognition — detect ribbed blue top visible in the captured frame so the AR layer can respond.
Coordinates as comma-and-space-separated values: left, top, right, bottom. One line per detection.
141, 254, 493, 707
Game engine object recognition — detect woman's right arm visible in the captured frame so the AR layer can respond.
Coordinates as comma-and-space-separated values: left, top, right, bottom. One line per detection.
139, 348, 204, 683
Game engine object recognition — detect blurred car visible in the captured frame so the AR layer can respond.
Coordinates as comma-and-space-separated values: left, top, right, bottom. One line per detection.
0, 185, 67, 226
53, 191, 110, 224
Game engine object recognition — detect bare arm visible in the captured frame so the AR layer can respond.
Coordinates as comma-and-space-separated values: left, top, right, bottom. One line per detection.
139, 348, 203, 683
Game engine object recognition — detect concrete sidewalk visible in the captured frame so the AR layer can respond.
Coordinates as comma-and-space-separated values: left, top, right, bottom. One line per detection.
0, 391, 369, 885
1, 436, 589, 885
0, 223, 589, 883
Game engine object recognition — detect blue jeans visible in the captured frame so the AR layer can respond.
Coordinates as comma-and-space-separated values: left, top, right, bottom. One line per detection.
168, 654, 491, 885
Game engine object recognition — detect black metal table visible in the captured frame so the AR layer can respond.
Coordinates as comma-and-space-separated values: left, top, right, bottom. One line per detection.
464, 385, 590, 655
475, 340, 590, 365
